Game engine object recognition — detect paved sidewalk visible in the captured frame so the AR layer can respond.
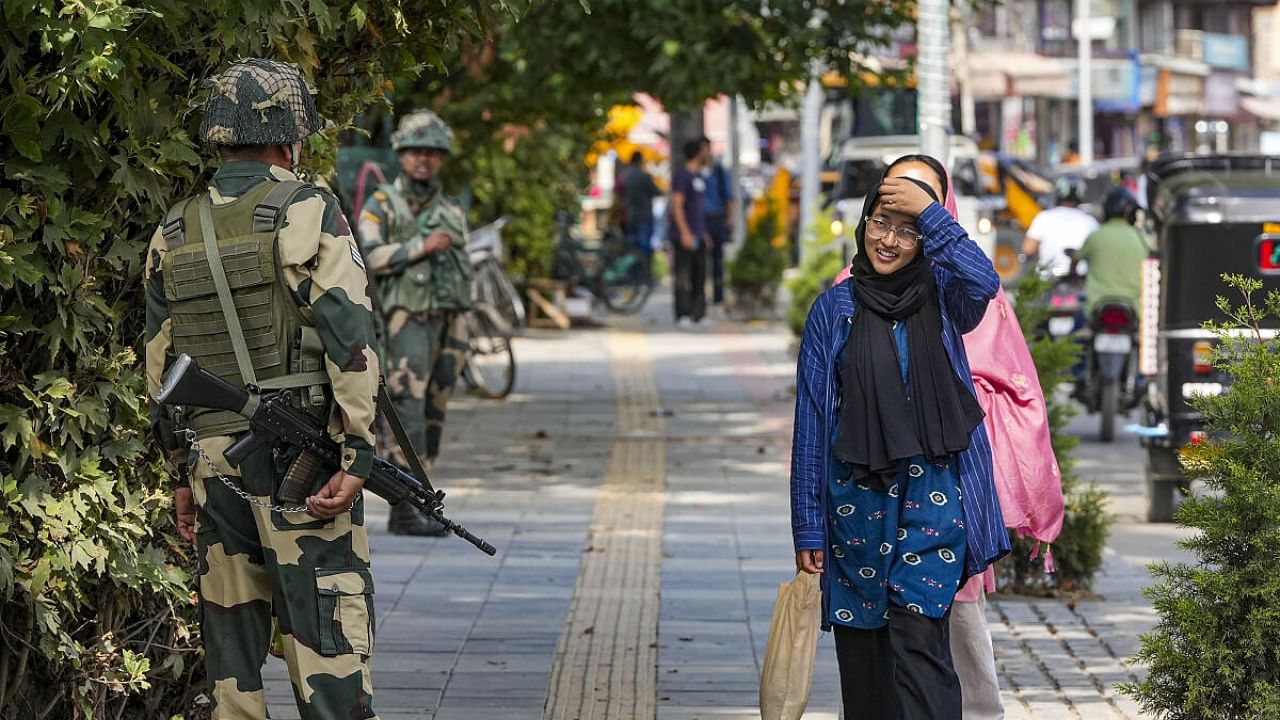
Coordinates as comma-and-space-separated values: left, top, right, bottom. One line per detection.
259, 291, 1180, 719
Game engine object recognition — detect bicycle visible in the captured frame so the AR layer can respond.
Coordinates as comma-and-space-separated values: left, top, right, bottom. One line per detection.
468, 215, 526, 331
552, 212, 651, 315
460, 301, 516, 399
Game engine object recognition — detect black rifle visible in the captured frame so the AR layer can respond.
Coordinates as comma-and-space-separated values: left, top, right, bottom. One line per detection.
158, 353, 496, 556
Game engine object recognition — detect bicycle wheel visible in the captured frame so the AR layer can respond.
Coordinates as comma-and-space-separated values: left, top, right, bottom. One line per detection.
598, 245, 652, 315
462, 303, 516, 399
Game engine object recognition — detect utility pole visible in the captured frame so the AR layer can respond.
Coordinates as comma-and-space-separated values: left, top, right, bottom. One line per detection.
954, 3, 976, 138
1077, 0, 1094, 165
917, 0, 952, 162
798, 69, 823, 258
728, 96, 746, 246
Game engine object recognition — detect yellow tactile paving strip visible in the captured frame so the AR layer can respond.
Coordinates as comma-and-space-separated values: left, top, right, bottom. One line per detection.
544, 327, 665, 720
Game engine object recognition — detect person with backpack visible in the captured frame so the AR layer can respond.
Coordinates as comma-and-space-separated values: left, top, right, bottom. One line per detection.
145, 58, 382, 719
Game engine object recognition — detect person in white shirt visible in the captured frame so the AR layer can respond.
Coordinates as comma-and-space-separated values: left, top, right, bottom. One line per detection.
1022, 175, 1099, 277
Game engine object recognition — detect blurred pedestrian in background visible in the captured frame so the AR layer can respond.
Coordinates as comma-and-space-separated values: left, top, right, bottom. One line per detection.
621, 150, 662, 257
670, 137, 711, 327
701, 147, 735, 308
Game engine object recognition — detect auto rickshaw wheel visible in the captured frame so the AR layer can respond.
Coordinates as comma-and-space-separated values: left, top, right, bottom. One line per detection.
1146, 446, 1184, 523
994, 245, 1020, 281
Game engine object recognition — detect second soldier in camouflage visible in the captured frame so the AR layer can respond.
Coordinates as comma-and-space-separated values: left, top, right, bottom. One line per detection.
357, 110, 474, 536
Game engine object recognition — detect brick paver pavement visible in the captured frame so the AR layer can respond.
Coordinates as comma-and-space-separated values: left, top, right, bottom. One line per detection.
255, 291, 1184, 719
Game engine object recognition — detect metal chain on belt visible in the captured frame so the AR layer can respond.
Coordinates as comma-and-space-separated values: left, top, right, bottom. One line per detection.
182, 426, 311, 514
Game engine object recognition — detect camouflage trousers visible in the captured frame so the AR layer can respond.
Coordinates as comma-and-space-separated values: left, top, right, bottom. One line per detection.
190, 435, 378, 720
381, 309, 467, 464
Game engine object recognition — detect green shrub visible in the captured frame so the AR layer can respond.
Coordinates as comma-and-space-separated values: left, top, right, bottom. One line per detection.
785, 204, 848, 336
996, 271, 1112, 594
1123, 275, 1280, 718
729, 200, 789, 317
0, 2, 504, 716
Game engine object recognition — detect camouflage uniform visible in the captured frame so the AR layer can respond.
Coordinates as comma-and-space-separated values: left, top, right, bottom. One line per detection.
145, 59, 381, 720
356, 111, 473, 535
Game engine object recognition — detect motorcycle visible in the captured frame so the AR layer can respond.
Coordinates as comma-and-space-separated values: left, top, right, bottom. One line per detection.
1077, 299, 1142, 442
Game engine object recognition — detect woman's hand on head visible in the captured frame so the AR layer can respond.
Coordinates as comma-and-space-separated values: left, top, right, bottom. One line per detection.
878, 177, 936, 218
796, 549, 825, 574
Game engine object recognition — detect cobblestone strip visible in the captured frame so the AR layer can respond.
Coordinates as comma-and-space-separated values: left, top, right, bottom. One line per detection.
544, 328, 665, 720
992, 600, 1142, 720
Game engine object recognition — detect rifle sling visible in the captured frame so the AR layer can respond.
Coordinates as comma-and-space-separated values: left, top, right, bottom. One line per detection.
377, 384, 437, 494
197, 196, 258, 386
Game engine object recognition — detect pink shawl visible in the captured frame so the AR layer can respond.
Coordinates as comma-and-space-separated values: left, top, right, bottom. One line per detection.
831, 172, 1063, 601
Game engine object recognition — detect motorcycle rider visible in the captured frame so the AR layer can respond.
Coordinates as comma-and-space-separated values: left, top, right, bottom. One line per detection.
1022, 175, 1098, 277
1070, 187, 1149, 317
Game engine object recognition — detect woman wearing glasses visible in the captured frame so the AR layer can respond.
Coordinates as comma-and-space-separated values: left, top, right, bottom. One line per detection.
790, 155, 1007, 719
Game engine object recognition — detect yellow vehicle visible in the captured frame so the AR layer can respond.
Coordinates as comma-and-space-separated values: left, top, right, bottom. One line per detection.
977, 153, 1055, 279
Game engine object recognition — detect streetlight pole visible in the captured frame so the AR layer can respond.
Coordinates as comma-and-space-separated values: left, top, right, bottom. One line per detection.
917, 0, 952, 163
1077, 0, 1094, 165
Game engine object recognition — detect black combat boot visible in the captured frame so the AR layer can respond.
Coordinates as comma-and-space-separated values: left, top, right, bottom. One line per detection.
387, 503, 449, 536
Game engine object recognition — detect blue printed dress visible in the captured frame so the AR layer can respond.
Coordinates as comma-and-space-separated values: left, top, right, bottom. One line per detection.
825, 321, 968, 629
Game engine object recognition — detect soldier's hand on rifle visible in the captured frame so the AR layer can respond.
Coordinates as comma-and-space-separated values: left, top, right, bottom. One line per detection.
307, 470, 366, 520
421, 230, 451, 254
174, 486, 197, 544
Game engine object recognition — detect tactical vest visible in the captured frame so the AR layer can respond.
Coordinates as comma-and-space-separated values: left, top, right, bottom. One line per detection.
377, 183, 474, 314
160, 179, 330, 438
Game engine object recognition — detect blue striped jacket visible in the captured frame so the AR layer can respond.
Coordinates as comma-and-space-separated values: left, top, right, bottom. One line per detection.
790, 203, 1011, 586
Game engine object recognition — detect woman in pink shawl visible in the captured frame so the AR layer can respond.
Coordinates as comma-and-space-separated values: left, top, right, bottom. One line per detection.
833, 165, 1063, 719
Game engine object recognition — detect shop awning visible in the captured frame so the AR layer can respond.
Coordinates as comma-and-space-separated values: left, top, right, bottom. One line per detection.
1242, 96, 1280, 122
961, 52, 1072, 99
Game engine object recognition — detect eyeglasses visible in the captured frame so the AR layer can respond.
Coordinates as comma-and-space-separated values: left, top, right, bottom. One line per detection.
864, 216, 922, 248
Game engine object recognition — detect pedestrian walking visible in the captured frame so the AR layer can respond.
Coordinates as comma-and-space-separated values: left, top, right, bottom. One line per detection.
145, 58, 382, 719
701, 151, 735, 306
670, 137, 711, 326
791, 154, 1007, 720
357, 110, 474, 536
621, 150, 662, 256
833, 170, 1065, 719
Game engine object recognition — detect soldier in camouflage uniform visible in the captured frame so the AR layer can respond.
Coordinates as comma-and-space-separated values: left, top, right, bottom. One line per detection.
144, 58, 382, 719
357, 110, 473, 536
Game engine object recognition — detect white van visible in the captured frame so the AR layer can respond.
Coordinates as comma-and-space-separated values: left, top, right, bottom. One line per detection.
829, 135, 999, 260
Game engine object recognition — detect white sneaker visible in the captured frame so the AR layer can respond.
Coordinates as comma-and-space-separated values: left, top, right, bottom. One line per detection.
676, 317, 695, 329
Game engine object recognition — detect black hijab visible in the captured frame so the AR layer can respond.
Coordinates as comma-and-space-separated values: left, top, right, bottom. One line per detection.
834, 161, 985, 489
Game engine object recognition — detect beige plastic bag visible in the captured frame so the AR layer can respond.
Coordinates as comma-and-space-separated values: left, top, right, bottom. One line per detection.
759, 571, 822, 720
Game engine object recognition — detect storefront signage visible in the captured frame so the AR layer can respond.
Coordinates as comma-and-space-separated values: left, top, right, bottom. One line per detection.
1202, 33, 1249, 71
1203, 72, 1241, 117
1062, 54, 1142, 112
1155, 69, 1205, 117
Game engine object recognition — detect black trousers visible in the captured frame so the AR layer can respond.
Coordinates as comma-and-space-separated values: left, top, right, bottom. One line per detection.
833, 606, 963, 720
705, 213, 729, 304
673, 240, 707, 321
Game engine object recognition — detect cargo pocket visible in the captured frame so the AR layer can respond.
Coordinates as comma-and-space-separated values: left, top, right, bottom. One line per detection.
316, 568, 374, 656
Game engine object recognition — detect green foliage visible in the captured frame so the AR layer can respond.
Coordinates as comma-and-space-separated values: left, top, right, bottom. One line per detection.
729, 201, 789, 317
996, 272, 1112, 595
494, 0, 915, 110
1124, 275, 1280, 718
1, 1, 506, 716
786, 204, 847, 336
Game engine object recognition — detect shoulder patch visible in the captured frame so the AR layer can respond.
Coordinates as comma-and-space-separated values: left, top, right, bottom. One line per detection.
349, 240, 366, 270
373, 191, 387, 202
360, 210, 381, 225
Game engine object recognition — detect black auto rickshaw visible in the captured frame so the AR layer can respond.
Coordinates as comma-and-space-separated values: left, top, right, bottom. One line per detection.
1142, 154, 1280, 521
